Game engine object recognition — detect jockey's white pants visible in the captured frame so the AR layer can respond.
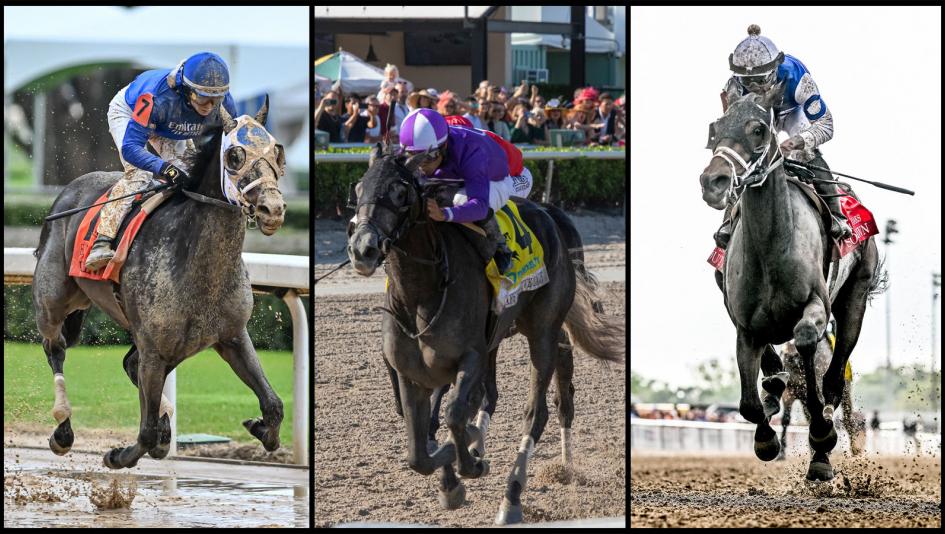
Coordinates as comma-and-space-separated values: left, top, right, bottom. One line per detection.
453, 166, 534, 216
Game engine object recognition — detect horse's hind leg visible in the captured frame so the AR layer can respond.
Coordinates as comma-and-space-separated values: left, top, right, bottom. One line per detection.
496, 329, 557, 525
104, 353, 167, 469
214, 330, 284, 451
777, 395, 794, 461
37, 308, 87, 456
121, 346, 174, 459
760, 344, 789, 419
552, 329, 575, 465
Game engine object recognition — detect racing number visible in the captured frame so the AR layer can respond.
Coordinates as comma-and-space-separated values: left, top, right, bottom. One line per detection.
500, 204, 533, 254
132, 93, 154, 127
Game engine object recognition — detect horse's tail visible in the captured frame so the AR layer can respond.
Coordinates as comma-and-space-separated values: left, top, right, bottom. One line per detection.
867, 253, 889, 304
63, 309, 88, 348
563, 262, 625, 364
542, 202, 604, 311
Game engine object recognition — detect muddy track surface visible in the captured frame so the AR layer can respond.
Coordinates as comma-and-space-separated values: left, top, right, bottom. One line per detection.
630, 454, 941, 527
314, 281, 626, 527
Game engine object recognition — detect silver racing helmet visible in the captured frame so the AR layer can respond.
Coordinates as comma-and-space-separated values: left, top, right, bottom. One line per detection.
729, 24, 784, 92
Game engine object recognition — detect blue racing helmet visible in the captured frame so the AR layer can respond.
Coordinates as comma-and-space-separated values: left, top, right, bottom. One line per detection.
181, 52, 230, 97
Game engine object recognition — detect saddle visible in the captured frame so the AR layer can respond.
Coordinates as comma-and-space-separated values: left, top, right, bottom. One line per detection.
69, 177, 175, 284
708, 176, 878, 274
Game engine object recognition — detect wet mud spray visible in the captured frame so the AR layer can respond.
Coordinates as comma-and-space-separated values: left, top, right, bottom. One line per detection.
4, 447, 308, 527
630, 453, 941, 527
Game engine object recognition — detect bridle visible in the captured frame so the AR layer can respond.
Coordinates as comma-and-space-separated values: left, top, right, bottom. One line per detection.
352, 158, 453, 339
709, 104, 783, 204
219, 115, 284, 223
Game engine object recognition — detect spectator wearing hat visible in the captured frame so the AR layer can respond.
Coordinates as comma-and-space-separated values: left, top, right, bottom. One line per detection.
362, 95, 383, 144
436, 90, 458, 117
544, 98, 566, 130
407, 88, 439, 112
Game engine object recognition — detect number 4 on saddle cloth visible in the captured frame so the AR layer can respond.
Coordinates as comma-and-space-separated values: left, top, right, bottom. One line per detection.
486, 201, 550, 313
707, 190, 879, 272
68, 181, 174, 283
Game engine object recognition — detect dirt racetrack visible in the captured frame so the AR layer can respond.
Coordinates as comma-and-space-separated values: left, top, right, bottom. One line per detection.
630, 453, 941, 527
313, 281, 626, 527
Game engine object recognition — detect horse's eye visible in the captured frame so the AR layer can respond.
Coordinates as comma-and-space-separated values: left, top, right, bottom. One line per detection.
226, 146, 246, 172
753, 127, 763, 136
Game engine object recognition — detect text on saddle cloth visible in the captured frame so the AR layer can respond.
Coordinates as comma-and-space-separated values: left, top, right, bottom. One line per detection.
220, 115, 282, 207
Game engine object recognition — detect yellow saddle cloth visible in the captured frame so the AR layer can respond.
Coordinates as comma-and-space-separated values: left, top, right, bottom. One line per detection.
485, 201, 550, 313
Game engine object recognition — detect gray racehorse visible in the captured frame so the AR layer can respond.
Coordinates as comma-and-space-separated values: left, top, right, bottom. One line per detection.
777, 337, 865, 460
347, 143, 624, 524
32, 100, 287, 469
699, 84, 883, 481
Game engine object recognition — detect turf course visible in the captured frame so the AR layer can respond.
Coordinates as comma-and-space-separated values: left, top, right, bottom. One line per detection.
3, 342, 294, 444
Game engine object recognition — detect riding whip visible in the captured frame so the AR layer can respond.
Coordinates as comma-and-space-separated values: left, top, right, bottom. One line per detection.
783, 159, 915, 196
44, 181, 176, 222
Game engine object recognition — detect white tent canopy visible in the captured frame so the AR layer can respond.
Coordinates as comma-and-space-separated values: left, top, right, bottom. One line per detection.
3, 6, 309, 99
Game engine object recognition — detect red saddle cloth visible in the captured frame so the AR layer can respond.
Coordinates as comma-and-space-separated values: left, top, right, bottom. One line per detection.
707, 194, 879, 272
68, 189, 153, 284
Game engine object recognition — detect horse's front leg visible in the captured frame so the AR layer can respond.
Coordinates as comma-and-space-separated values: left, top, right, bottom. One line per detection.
214, 330, 284, 451
735, 328, 779, 461
104, 355, 166, 469
794, 296, 836, 480
399, 375, 457, 475
445, 349, 490, 480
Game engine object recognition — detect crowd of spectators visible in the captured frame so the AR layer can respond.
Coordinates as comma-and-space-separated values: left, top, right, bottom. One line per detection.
314, 63, 625, 147
630, 403, 743, 423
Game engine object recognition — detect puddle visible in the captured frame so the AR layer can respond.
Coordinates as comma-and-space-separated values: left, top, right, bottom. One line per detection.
4, 450, 309, 527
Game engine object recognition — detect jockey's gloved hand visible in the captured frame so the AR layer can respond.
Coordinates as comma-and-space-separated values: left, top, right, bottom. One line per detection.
159, 162, 189, 187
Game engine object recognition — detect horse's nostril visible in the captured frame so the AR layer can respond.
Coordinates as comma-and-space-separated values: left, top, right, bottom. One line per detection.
363, 246, 378, 260
257, 204, 271, 216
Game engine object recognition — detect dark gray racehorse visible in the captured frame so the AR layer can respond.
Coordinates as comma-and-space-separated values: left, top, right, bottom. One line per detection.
33, 101, 287, 469
699, 84, 883, 481
347, 143, 624, 524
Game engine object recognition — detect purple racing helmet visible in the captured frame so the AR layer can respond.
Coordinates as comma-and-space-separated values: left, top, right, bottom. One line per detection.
399, 108, 448, 153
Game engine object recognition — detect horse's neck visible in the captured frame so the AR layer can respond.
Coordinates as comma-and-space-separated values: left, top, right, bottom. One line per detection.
740, 167, 795, 256
386, 224, 443, 310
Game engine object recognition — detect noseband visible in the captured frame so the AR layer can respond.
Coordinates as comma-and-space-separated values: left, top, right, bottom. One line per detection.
711, 105, 783, 203
354, 174, 423, 259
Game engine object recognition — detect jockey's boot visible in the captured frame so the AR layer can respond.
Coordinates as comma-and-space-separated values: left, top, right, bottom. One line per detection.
713, 217, 733, 249
479, 215, 512, 273
816, 183, 852, 241
84, 236, 115, 272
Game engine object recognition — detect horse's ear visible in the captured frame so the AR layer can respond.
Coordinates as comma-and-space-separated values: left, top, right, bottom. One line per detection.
220, 105, 237, 134
369, 143, 384, 168
255, 94, 270, 126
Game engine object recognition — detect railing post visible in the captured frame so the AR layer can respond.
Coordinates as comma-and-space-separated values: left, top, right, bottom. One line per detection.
283, 289, 309, 466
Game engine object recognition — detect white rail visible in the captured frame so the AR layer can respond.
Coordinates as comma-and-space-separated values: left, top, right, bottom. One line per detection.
3, 247, 309, 466
631, 418, 941, 457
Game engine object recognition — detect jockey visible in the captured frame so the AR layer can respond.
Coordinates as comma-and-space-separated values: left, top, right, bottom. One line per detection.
85, 51, 238, 271
714, 24, 852, 249
401, 108, 533, 273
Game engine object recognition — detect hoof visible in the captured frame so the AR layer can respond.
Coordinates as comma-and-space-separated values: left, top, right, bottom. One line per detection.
103, 448, 135, 470
438, 482, 466, 510
806, 461, 834, 481
754, 426, 780, 461
495, 498, 523, 525
148, 443, 170, 460
49, 420, 74, 455
809, 424, 838, 452
243, 418, 280, 451
460, 458, 490, 479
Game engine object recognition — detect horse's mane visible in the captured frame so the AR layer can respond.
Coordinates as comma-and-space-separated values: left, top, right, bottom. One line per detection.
181, 128, 223, 182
